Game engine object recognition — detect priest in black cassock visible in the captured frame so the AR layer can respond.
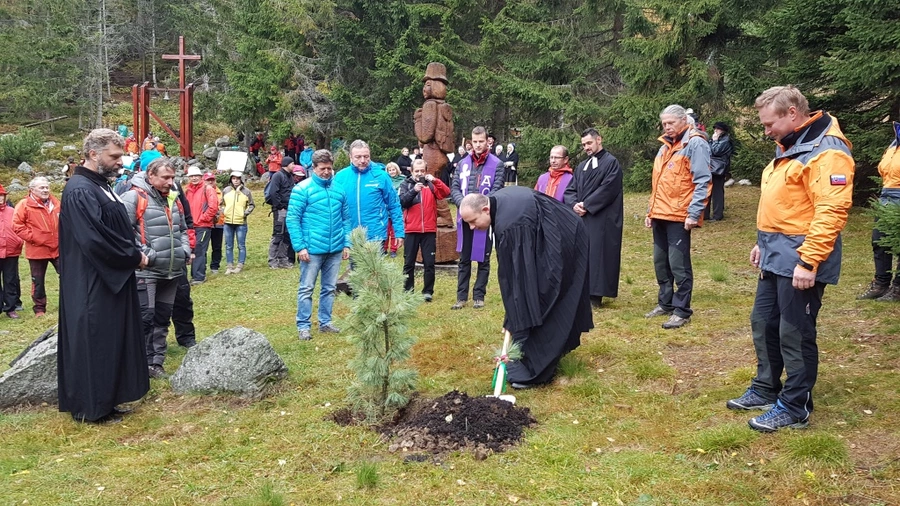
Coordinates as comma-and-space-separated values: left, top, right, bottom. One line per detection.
564, 128, 623, 308
459, 187, 593, 387
57, 129, 150, 423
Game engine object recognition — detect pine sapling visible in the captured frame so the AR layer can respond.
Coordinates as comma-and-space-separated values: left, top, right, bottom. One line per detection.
345, 228, 420, 423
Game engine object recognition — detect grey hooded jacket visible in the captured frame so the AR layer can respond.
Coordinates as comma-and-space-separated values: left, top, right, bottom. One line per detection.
121, 172, 191, 280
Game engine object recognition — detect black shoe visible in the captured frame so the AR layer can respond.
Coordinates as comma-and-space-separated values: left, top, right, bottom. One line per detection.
178, 340, 197, 348
112, 406, 134, 415
858, 280, 889, 300
148, 364, 168, 379
423, 293, 433, 302
510, 382, 534, 390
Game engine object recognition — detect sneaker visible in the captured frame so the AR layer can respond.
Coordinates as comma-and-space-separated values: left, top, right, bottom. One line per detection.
726, 388, 775, 411
748, 402, 809, 433
858, 280, 889, 300
724, 178, 735, 188
473, 299, 485, 309
390, 252, 397, 258
234, 263, 244, 273
6, 310, 20, 319
318, 323, 340, 334
644, 305, 672, 318
298, 329, 312, 341
875, 285, 900, 302
210, 269, 219, 274
510, 382, 534, 390
423, 294, 433, 302
225, 264, 235, 275
190, 279, 205, 286
148, 365, 168, 379
451, 300, 467, 310
661, 314, 690, 329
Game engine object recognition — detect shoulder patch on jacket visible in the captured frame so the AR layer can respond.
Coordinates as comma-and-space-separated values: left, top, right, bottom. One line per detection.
830, 174, 847, 186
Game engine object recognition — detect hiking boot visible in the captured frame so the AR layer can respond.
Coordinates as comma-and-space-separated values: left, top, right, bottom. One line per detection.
644, 305, 672, 318
473, 299, 485, 309
190, 279, 205, 286
423, 293, 433, 302
225, 263, 235, 274
661, 314, 690, 329
726, 388, 775, 411
451, 300, 467, 310
234, 263, 244, 273
857, 280, 889, 300
318, 323, 340, 334
748, 402, 809, 433
210, 269, 219, 274
6, 310, 20, 319
875, 284, 900, 302
298, 329, 312, 341
148, 364, 168, 379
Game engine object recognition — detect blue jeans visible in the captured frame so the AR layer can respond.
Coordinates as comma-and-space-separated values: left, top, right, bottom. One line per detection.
224, 224, 248, 264
296, 251, 342, 330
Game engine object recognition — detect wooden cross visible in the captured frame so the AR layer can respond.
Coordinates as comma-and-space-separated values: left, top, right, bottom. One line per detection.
162, 36, 201, 90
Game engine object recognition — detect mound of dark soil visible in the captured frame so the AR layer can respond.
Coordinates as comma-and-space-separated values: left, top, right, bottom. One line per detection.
383, 390, 536, 455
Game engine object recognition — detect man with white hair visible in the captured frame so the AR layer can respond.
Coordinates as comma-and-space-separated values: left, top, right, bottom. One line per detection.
644, 104, 711, 329
13, 176, 61, 317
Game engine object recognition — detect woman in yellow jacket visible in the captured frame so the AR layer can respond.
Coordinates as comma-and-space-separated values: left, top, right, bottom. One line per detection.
221, 171, 255, 274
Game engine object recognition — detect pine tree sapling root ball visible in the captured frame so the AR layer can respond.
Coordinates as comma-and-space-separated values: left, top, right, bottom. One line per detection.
345, 228, 420, 424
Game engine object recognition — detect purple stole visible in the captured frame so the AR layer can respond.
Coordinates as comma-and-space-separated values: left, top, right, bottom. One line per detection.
456, 154, 499, 262
535, 172, 572, 202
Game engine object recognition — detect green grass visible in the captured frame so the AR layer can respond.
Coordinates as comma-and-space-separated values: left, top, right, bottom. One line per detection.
1, 186, 899, 505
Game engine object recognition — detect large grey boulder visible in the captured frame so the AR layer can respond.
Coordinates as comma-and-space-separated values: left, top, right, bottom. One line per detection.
0, 328, 58, 409
214, 136, 231, 148
202, 146, 219, 160
17, 162, 33, 174
170, 327, 287, 397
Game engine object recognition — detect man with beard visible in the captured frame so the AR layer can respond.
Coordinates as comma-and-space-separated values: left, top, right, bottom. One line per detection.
450, 126, 505, 310
459, 188, 593, 387
58, 128, 149, 423
564, 129, 624, 309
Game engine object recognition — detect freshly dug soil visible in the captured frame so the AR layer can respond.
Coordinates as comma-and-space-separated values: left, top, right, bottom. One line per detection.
383, 390, 536, 455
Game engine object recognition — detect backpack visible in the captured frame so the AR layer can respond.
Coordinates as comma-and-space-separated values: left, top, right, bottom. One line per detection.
264, 177, 274, 205
132, 186, 185, 245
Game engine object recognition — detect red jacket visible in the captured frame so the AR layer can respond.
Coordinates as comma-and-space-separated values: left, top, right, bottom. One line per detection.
0, 204, 23, 258
398, 176, 450, 233
13, 194, 60, 259
184, 181, 219, 228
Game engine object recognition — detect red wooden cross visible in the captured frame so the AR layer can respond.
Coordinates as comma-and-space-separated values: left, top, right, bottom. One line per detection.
162, 36, 201, 90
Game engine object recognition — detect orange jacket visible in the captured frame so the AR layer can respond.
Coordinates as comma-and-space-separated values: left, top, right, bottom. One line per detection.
877, 135, 900, 194
756, 111, 854, 284
648, 127, 711, 223
266, 152, 282, 173
0, 204, 23, 258
13, 194, 61, 259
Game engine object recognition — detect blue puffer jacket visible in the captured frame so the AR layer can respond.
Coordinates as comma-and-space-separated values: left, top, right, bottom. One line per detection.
332, 162, 404, 241
286, 173, 351, 255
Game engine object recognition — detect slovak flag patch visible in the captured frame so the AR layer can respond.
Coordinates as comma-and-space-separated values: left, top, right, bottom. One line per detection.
830, 174, 847, 186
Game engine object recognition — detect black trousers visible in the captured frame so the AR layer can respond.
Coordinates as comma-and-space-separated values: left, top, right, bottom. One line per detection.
872, 218, 900, 286
403, 232, 436, 295
456, 220, 491, 301
210, 227, 223, 270
750, 272, 825, 421
0, 256, 20, 312
704, 173, 725, 220
172, 269, 196, 346
651, 219, 693, 318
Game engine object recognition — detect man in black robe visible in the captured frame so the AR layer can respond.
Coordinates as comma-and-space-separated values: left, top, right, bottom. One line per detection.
564, 128, 623, 308
459, 187, 593, 387
57, 128, 150, 423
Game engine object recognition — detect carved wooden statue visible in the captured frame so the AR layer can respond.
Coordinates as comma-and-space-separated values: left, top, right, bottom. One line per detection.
414, 62, 455, 226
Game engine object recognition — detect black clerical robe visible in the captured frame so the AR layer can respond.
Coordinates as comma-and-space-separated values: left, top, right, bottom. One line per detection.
57, 167, 149, 421
491, 187, 593, 385
563, 149, 623, 298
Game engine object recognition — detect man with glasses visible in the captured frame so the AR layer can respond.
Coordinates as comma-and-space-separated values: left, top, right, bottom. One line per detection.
535, 145, 573, 202
287, 150, 351, 340
564, 129, 624, 309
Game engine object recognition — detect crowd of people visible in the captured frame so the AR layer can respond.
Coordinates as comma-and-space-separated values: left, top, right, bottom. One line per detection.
3, 85, 897, 435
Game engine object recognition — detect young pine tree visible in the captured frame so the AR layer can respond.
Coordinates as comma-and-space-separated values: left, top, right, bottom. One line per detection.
345, 228, 419, 423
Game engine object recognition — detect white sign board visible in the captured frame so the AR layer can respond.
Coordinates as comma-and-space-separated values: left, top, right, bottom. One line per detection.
216, 150, 250, 174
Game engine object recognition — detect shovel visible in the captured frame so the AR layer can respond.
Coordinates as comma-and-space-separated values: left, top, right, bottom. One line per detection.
488, 330, 517, 404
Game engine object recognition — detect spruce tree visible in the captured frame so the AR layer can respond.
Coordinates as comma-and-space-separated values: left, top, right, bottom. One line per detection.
345, 228, 419, 423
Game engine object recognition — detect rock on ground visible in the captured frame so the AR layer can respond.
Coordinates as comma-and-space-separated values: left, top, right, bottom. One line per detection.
214, 136, 231, 148
0, 328, 58, 409
203, 146, 219, 160
17, 162, 33, 174
170, 326, 287, 397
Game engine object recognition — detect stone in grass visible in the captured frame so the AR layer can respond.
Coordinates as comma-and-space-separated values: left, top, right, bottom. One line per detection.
17, 162, 33, 174
0, 327, 58, 409
170, 326, 288, 398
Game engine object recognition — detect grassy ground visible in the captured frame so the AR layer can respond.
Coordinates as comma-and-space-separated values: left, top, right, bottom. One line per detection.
0, 186, 898, 505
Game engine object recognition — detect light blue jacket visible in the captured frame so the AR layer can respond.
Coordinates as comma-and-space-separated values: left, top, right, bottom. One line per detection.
286, 173, 351, 255
332, 162, 404, 241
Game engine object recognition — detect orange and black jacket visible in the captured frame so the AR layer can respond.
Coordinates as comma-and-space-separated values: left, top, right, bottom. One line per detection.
757, 111, 854, 285
877, 122, 900, 201
648, 127, 711, 223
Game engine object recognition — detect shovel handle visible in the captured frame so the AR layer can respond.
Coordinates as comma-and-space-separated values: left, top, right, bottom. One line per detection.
492, 330, 512, 397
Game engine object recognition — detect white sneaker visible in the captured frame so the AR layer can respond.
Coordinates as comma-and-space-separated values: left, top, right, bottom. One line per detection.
724, 178, 735, 188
